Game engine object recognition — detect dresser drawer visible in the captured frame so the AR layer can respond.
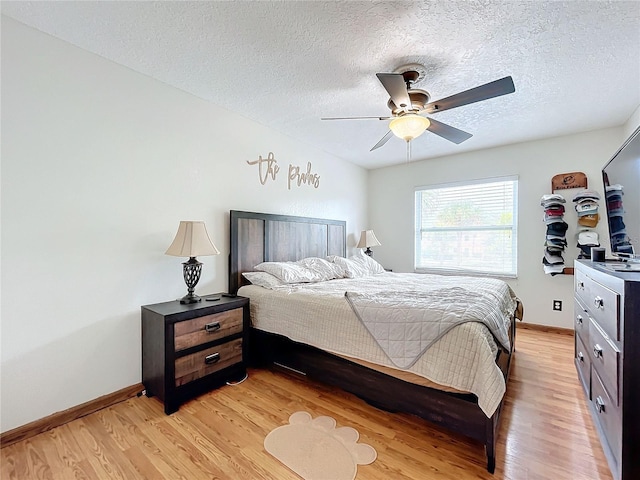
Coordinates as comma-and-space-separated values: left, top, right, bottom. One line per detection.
589, 318, 619, 404
591, 369, 621, 468
174, 308, 243, 351
175, 338, 243, 386
574, 333, 590, 397
574, 268, 590, 306
574, 298, 589, 345
588, 280, 620, 342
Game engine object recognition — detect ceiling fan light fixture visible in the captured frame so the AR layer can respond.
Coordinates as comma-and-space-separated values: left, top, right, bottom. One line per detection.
389, 114, 430, 142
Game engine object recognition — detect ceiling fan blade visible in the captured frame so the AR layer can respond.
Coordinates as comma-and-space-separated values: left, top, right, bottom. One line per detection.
376, 73, 412, 111
422, 76, 515, 114
321, 116, 390, 120
370, 130, 394, 151
426, 118, 473, 144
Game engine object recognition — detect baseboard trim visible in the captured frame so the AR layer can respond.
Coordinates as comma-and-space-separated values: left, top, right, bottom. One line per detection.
0, 383, 144, 448
517, 322, 573, 335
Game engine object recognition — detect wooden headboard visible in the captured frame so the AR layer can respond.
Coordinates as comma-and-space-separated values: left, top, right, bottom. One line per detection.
229, 210, 347, 294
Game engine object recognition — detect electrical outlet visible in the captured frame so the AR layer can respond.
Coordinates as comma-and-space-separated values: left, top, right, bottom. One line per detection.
553, 300, 562, 311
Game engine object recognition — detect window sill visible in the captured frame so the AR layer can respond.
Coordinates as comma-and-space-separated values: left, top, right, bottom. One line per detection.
414, 268, 518, 280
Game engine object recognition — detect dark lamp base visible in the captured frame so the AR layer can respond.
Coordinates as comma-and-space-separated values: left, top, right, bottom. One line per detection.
179, 293, 202, 304
179, 257, 203, 304
364, 247, 373, 257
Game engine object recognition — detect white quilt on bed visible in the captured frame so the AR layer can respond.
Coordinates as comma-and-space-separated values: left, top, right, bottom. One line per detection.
344, 275, 513, 369
238, 272, 518, 417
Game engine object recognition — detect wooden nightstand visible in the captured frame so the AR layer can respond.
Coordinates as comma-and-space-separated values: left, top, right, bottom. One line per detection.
141, 294, 249, 414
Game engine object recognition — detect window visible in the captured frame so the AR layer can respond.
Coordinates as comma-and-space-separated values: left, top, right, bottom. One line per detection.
415, 176, 518, 277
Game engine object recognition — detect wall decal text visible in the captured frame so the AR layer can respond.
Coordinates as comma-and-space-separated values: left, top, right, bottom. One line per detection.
246, 152, 280, 185
288, 162, 320, 190
247, 152, 320, 190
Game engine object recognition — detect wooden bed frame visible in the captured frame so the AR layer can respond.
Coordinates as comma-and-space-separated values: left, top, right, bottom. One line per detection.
228, 210, 516, 473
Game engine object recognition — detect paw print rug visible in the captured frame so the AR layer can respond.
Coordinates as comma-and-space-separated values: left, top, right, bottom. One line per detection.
264, 411, 377, 480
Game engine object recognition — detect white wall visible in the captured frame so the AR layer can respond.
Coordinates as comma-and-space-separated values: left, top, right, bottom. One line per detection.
3, 15, 638, 434
623, 104, 640, 139
368, 128, 627, 329
0, 17, 367, 432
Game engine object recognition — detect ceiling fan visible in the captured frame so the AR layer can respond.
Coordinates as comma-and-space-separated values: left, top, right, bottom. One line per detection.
321, 64, 515, 152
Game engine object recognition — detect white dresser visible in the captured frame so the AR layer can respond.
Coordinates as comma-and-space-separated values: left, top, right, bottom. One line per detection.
574, 260, 640, 480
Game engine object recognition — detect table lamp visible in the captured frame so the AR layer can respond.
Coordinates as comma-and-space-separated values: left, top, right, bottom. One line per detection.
165, 221, 220, 304
356, 230, 381, 257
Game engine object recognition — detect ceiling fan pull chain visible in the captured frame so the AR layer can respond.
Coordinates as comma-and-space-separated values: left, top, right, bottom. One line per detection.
406, 140, 411, 163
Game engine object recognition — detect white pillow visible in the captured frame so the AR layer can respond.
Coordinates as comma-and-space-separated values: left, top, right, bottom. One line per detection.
329, 256, 371, 278
255, 261, 318, 283
255, 257, 346, 283
242, 271, 287, 289
298, 257, 346, 280
351, 249, 385, 275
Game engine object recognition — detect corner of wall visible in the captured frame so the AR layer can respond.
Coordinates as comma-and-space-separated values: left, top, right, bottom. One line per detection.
623, 104, 640, 138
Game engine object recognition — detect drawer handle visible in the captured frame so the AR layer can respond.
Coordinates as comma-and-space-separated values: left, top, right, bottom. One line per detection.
204, 322, 221, 333
205, 353, 221, 365
578, 352, 584, 362
577, 281, 585, 289
593, 296, 604, 309
576, 314, 583, 325
593, 344, 603, 358
595, 396, 605, 413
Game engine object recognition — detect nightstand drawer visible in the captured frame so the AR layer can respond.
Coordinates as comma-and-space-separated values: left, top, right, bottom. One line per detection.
175, 338, 243, 386
591, 369, 621, 467
589, 318, 619, 404
174, 308, 243, 351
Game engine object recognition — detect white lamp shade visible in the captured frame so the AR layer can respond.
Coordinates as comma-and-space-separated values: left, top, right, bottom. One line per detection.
389, 114, 430, 141
356, 230, 382, 249
165, 221, 220, 257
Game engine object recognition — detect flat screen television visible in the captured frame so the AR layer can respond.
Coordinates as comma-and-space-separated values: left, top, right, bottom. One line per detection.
602, 125, 640, 264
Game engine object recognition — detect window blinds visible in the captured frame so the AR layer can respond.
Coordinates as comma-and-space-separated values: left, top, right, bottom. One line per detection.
415, 177, 518, 277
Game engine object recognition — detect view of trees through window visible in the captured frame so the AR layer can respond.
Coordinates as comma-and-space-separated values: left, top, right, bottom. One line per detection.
415, 178, 518, 276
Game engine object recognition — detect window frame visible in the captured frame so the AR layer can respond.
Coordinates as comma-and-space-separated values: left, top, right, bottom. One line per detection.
414, 175, 519, 278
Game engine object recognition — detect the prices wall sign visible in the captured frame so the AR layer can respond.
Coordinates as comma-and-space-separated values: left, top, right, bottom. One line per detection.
247, 152, 320, 190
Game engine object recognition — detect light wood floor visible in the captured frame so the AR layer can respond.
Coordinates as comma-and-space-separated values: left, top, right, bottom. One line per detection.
1, 328, 612, 479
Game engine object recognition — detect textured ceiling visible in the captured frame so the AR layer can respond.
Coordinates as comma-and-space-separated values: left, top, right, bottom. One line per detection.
2, 1, 639, 169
